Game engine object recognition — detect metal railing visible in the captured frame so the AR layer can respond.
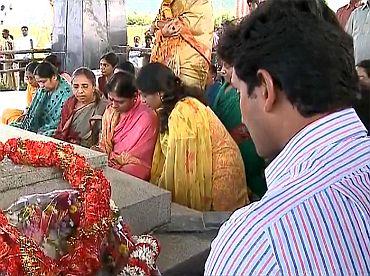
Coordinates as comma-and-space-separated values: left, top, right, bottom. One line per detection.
0, 48, 52, 74
112, 45, 217, 63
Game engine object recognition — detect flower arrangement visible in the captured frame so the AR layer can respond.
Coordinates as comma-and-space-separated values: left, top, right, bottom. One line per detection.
0, 138, 160, 275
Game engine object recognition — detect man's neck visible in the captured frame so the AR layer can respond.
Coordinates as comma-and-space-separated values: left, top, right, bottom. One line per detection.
272, 111, 330, 162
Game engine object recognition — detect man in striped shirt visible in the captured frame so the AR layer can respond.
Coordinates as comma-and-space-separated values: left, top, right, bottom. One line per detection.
205, 0, 370, 275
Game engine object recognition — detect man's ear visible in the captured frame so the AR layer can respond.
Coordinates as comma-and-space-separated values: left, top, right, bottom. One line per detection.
256, 69, 277, 112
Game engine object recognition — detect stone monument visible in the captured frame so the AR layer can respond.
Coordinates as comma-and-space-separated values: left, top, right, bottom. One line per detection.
0, 124, 171, 234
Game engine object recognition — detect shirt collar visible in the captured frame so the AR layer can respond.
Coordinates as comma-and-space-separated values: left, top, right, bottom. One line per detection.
265, 108, 367, 189
362, 1, 369, 9
345, 0, 362, 9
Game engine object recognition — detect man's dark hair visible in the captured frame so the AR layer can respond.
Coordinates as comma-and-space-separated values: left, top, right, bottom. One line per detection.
357, 60, 370, 77
21, 26, 28, 30
224, 0, 357, 117
216, 23, 238, 65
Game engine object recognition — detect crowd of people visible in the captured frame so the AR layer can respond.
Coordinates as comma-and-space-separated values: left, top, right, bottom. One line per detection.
0, 26, 37, 90
0, 0, 369, 273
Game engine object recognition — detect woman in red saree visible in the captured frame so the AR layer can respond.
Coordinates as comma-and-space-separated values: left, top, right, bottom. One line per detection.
97, 71, 158, 181
54, 68, 107, 147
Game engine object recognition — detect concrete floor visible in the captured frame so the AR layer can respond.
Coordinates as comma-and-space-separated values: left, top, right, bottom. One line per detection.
156, 231, 218, 275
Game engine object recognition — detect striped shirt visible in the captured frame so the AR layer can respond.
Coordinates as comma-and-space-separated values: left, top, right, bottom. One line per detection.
205, 108, 370, 275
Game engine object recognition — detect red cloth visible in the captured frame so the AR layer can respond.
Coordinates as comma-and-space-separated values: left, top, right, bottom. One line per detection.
54, 96, 79, 142
98, 76, 107, 97
111, 101, 158, 181
336, 0, 363, 29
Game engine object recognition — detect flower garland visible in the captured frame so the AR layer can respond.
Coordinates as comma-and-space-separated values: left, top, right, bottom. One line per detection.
0, 138, 160, 275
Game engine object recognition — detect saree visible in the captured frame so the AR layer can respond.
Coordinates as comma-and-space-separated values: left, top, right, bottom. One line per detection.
99, 100, 158, 181
151, 0, 213, 89
151, 97, 248, 211
12, 77, 72, 136
1, 84, 38, 124
212, 83, 267, 198
54, 95, 107, 148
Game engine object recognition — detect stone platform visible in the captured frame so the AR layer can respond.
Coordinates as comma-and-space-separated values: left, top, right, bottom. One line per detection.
0, 125, 171, 234
0, 125, 226, 274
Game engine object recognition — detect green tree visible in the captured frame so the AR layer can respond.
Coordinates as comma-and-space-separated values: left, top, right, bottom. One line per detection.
127, 13, 154, 26
214, 13, 236, 27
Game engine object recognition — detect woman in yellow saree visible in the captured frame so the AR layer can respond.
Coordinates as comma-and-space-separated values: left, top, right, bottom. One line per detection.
150, 0, 213, 90
137, 63, 248, 211
1, 62, 39, 124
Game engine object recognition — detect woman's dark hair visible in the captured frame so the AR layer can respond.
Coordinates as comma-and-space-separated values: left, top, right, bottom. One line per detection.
136, 62, 203, 133
354, 83, 370, 130
222, 0, 356, 117
117, 61, 135, 75
72, 67, 96, 86
100, 52, 119, 68
34, 62, 58, 78
357, 60, 370, 77
25, 61, 39, 74
106, 71, 137, 99
44, 54, 61, 70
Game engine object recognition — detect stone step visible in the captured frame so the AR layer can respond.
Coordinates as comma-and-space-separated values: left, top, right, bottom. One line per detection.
156, 203, 232, 233
0, 125, 107, 193
103, 167, 171, 234
155, 231, 217, 275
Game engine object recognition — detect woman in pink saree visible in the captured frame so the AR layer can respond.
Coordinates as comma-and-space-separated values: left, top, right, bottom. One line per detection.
97, 71, 158, 180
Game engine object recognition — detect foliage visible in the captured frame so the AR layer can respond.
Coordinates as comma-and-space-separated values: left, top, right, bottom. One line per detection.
127, 13, 154, 26
0, 80, 11, 91
214, 13, 236, 27
127, 25, 151, 45
127, 11, 235, 28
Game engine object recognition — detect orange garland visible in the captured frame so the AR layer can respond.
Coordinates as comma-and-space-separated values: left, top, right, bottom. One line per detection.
0, 138, 159, 275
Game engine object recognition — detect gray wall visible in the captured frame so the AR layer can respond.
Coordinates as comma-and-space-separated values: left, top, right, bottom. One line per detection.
52, 0, 127, 73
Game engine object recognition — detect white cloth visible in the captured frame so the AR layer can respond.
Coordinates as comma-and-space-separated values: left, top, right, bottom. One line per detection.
14, 35, 37, 59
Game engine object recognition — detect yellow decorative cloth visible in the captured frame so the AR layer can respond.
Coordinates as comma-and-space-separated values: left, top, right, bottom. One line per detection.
151, 97, 249, 211
151, 0, 213, 90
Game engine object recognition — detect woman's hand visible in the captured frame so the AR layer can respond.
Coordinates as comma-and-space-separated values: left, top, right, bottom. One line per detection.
108, 154, 121, 169
90, 145, 104, 152
161, 20, 182, 37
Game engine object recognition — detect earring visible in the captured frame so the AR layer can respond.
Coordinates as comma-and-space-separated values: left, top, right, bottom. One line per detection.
158, 92, 164, 103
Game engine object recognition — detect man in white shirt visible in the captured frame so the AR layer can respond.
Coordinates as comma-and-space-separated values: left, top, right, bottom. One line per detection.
15, 26, 37, 86
346, 0, 370, 64
205, 0, 370, 275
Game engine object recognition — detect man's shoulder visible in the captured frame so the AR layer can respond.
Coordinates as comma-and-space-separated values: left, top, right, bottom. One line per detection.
219, 199, 274, 237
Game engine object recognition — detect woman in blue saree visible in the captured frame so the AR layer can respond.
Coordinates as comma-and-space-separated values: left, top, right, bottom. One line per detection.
12, 62, 72, 136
